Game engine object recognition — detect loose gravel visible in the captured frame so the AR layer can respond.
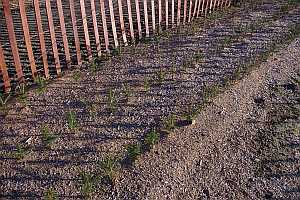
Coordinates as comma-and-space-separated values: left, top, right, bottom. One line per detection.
0, 0, 300, 199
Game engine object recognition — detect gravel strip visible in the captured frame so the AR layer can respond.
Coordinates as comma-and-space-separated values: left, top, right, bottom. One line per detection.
115, 37, 300, 200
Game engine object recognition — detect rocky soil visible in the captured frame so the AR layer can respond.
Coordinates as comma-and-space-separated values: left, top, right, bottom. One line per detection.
0, 0, 300, 199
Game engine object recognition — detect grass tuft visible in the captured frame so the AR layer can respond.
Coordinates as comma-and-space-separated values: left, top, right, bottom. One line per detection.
144, 129, 160, 148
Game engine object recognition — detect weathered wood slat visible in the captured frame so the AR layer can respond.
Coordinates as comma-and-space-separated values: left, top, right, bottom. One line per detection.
144, 0, 149, 37
0, 42, 11, 92
177, 0, 181, 25
69, 0, 82, 65
127, 0, 135, 41
46, 0, 61, 74
158, 0, 162, 30
135, 0, 142, 39
3, 0, 24, 82
188, 0, 192, 23
33, 0, 50, 78
100, 0, 110, 52
171, 0, 175, 27
183, 0, 187, 24
80, 0, 92, 60
91, 0, 102, 56
151, 0, 155, 33
108, 0, 119, 47
19, 0, 37, 78
117, 0, 128, 46
165, 0, 169, 28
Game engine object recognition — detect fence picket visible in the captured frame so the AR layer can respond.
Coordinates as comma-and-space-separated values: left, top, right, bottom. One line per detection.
151, 0, 156, 33
183, 0, 187, 24
19, 0, 37, 78
177, 0, 181, 25
197, 0, 202, 17
135, 0, 142, 39
117, 0, 128, 46
127, 0, 135, 41
192, 0, 198, 20
33, 0, 49, 78
158, 0, 162, 30
100, 0, 110, 52
171, 0, 175, 27
57, 0, 71, 66
80, 0, 92, 60
108, 0, 119, 47
2, 0, 24, 82
144, 0, 149, 37
165, 0, 169, 28
0, 42, 10, 92
91, 0, 102, 56
188, 0, 192, 23
69, 0, 82, 65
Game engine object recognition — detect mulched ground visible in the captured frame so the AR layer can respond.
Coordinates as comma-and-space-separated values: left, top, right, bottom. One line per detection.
0, 0, 300, 199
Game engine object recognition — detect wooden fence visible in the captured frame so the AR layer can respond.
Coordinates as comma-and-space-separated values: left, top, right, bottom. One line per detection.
0, 0, 233, 93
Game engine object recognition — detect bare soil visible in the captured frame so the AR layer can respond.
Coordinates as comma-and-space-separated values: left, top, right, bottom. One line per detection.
0, 0, 300, 199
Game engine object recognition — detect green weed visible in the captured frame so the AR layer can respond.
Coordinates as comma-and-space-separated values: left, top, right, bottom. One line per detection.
203, 85, 220, 102
127, 143, 142, 162
67, 111, 78, 130
144, 129, 160, 147
44, 188, 58, 200
72, 71, 81, 82
143, 78, 151, 92
80, 172, 99, 198
108, 88, 117, 113
34, 75, 47, 94
41, 125, 57, 147
11, 144, 30, 160
99, 157, 120, 184
122, 83, 133, 99
164, 114, 176, 131
17, 83, 27, 104
157, 70, 166, 85
0, 93, 10, 107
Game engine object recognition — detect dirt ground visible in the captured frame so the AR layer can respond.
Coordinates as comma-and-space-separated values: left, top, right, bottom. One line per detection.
0, 0, 300, 199
114, 36, 300, 200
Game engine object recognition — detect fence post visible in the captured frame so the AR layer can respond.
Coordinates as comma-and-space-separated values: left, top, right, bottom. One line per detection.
46, 0, 61, 74
19, 0, 37, 78
177, 0, 181, 25
2, 0, 24, 82
0, 43, 10, 92
34, 0, 50, 78
91, 0, 102, 56
118, 0, 128, 46
144, 0, 149, 37
57, 0, 71, 66
100, 0, 110, 52
69, 0, 82, 65
151, 0, 156, 33
79, 0, 92, 61
135, 0, 142, 39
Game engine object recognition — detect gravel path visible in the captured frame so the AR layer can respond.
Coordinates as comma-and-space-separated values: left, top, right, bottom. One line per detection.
115, 37, 300, 200
0, 0, 300, 199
